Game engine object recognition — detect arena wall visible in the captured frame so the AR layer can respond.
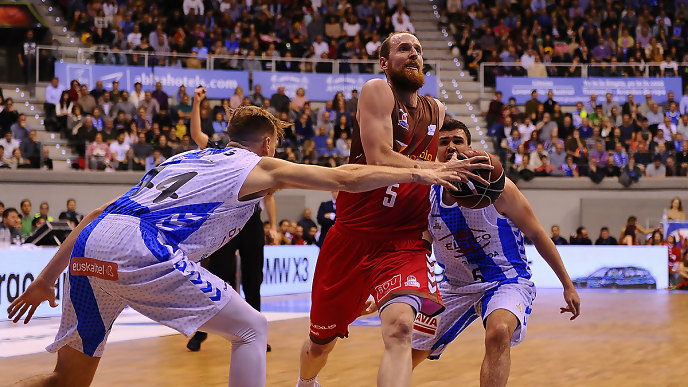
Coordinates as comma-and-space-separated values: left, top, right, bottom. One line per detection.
1, 170, 686, 240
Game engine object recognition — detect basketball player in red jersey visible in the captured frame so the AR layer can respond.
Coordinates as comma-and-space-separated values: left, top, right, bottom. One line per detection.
297, 32, 492, 387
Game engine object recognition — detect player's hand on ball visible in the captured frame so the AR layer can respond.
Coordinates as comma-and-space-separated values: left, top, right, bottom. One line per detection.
414, 166, 464, 191
7, 277, 58, 324
360, 299, 378, 316
560, 286, 580, 320
194, 86, 207, 101
442, 154, 493, 186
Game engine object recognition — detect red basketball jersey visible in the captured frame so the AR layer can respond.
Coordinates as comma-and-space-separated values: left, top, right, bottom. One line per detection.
337, 86, 441, 236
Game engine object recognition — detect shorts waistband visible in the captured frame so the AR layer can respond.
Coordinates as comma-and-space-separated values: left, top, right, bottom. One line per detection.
333, 223, 424, 241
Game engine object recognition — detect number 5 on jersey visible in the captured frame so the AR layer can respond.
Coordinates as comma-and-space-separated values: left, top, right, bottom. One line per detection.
382, 184, 399, 207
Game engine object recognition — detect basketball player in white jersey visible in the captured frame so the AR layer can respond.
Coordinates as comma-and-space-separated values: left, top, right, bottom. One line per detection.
411, 119, 581, 386
6, 88, 488, 387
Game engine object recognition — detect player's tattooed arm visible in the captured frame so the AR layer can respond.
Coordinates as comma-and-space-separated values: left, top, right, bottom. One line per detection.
495, 178, 580, 320
7, 198, 117, 324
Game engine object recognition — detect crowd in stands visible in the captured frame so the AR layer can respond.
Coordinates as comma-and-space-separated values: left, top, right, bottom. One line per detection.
487, 89, 688, 183
0, 76, 359, 170
441, 0, 688, 82
52, 0, 415, 73
0, 199, 84, 245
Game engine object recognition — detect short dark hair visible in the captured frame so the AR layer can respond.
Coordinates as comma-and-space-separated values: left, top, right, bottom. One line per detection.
600, 226, 609, 232
2, 207, 18, 219
379, 31, 415, 59
20, 199, 31, 207
439, 118, 471, 145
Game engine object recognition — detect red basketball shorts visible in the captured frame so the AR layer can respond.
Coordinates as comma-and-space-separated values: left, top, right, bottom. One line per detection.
309, 225, 444, 343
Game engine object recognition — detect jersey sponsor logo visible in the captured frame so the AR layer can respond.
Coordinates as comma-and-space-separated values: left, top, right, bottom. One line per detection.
437, 228, 491, 258
405, 275, 421, 288
413, 314, 440, 337
375, 274, 402, 302
70, 257, 118, 281
398, 109, 409, 130
408, 149, 434, 161
311, 323, 337, 330
427, 124, 437, 136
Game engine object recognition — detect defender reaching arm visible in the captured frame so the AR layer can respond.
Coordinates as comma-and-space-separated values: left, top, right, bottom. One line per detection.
494, 179, 580, 319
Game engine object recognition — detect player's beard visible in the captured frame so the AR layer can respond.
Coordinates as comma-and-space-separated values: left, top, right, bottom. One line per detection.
387, 61, 425, 92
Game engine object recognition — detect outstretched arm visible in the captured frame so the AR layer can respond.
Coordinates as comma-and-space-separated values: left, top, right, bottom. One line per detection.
239, 157, 462, 200
495, 178, 580, 320
190, 87, 209, 148
7, 199, 116, 323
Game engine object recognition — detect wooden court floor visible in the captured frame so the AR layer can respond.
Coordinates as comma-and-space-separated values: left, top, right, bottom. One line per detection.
2, 289, 687, 387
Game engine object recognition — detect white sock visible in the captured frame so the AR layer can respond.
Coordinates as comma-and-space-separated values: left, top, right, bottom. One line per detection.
297, 376, 319, 387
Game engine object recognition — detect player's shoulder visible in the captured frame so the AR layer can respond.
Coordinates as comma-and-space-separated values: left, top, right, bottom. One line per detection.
361, 78, 394, 98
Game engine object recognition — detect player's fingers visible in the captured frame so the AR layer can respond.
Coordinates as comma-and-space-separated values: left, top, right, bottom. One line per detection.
465, 155, 491, 165
437, 178, 455, 191
13, 304, 30, 324
7, 298, 24, 319
24, 305, 38, 324
461, 162, 494, 171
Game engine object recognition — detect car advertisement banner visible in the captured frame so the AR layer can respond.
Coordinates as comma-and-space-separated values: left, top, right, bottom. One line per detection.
54, 63, 250, 99
526, 245, 669, 289
496, 77, 682, 105
251, 71, 438, 100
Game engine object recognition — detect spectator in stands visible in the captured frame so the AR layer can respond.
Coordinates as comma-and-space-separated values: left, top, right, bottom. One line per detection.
90, 80, 106, 102
602, 93, 621, 117
550, 225, 568, 245
317, 191, 337, 247
34, 201, 52, 222
536, 112, 557, 143
549, 141, 566, 170
109, 131, 130, 170
570, 227, 592, 245
543, 90, 557, 115
249, 85, 266, 107
145, 147, 165, 170
20, 130, 41, 168
595, 227, 618, 245
100, 92, 114, 118
0, 98, 19, 136
58, 198, 83, 228
0, 207, 22, 242
77, 85, 96, 115
561, 155, 579, 177
276, 219, 292, 245
10, 114, 30, 144
603, 155, 621, 177
658, 116, 677, 142
140, 91, 160, 122
661, 55, 679, 77
183, 0, 204, 16
524, 90, 541, 120
129, 82, 144, 108
612, 142, 629, 168
19, 199, 32, 237
667, 197, 686, 221
151, 82, 169, 111
0, 131, 19, 157
645, 155, 666, 178
45, 77, 62, 120
534, 154, 555, 176
56, 92, 73, 133
647, 230, 664, 246
270, 86, 291, 114
87, 132, 111, 170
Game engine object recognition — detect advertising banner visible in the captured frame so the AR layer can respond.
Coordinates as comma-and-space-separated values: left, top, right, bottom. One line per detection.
496, 77, 682, 105
1, 245, 320, 321
252, 71, 438, 100
526, 245, 668, 289
54, 63, 250, 99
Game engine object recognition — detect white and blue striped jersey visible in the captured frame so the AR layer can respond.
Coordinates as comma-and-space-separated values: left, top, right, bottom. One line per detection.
102, 147, 263, 263
428, 185, 532, 292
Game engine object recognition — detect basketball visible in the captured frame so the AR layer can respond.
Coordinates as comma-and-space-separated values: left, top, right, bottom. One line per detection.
448, 149, 505, 209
